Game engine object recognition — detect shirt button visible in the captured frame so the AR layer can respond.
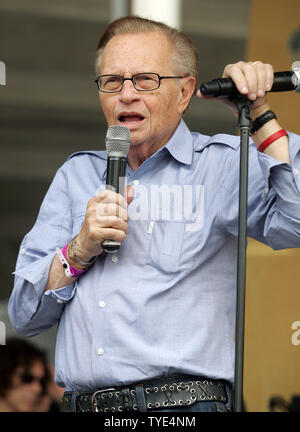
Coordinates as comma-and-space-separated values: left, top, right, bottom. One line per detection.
56, 299, 63, 304
132, 180, 139, 186
97, 348, 104, 356
112, 256, 118, 263
293, 168, 299, 176
98, 301, 106, 308
264, 187, 269, 195
20, 248, 26, 255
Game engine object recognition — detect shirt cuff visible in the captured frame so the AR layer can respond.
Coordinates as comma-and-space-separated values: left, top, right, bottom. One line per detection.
44, 283, 76, 304
13, 251, 76, 305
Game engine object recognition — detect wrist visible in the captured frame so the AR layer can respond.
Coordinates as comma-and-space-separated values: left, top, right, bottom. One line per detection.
74, 235, 99, 263
65, 242, 87, 271
58, 245, 86, 279
251, 101, 271, 121
68, 237, 97, 270
257, 129, 288, 153
251, 110, 277, 135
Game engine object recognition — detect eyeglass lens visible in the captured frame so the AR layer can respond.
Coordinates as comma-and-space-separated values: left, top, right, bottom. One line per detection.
99, 73, 160, 92
20, 372, 46, 386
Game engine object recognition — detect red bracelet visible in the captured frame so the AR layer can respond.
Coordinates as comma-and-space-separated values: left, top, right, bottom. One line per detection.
257, 129, 287, 153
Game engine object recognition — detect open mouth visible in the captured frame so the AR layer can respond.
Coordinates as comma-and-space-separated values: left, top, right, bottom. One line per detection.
118, 113, 145, 125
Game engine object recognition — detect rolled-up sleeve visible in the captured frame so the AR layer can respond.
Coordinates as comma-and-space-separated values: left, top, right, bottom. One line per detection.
8, 163, 76, 337
223, 131, 300, 249
251, 131, 300, 249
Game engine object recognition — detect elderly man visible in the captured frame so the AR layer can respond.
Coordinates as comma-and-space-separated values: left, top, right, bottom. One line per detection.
9, 16, 300, 413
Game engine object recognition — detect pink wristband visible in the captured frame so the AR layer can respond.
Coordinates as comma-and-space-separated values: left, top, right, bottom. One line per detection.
62, 243, 86, 278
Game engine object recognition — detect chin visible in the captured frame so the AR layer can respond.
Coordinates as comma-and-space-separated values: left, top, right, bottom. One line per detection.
129, 139, 142, 147
126, 131, 145, 146
20, 400, 36, 412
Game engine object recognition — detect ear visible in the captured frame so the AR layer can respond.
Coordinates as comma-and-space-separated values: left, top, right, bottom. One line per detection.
178, 77, 196, 114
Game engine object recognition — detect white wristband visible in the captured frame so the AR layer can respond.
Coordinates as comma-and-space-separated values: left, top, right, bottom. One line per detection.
56, 247, 73, 278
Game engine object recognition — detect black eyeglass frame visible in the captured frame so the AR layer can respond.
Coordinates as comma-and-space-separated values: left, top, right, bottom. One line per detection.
94, 72, 184, 93
19, 371, 47, 386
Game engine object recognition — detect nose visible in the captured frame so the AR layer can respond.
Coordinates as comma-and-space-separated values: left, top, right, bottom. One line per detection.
119, 79, 140, 103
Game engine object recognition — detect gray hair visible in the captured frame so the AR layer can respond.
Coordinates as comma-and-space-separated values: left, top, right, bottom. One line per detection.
95, 15, 198, 89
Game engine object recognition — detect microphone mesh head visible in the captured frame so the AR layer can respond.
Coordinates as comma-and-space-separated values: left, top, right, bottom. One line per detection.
105, 125, 130, 155
292, 65, 300, 93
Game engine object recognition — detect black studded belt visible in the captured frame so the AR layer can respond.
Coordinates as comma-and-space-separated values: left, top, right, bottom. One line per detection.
61, 376, 229, 412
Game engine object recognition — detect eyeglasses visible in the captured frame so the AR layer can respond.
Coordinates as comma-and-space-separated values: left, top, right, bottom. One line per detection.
19, 372, 47, 386
95, 72, 184, 93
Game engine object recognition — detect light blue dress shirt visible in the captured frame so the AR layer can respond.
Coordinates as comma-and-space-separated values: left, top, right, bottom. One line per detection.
8, 120, 300, 391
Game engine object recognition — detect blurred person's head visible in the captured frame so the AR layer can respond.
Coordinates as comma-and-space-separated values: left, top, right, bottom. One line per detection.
33, 364, 65, 412
0, 337, 49, 412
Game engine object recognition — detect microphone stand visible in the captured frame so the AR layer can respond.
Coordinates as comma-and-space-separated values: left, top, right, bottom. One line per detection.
230, 94, 253, 412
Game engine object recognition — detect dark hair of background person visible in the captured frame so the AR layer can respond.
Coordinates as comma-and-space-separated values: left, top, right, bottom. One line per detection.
0, 337, 50, 398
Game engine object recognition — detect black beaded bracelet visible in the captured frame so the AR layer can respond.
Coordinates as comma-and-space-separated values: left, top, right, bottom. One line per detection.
250, 110, 277, 134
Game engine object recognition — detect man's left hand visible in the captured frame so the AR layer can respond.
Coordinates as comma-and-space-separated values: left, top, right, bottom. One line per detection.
197, 60, 274, 118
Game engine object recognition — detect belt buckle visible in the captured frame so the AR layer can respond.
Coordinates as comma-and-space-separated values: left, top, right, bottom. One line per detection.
91, 388, 116, 412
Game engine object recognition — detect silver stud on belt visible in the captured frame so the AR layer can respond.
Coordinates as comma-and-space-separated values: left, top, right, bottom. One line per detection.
91, 388, 116, 413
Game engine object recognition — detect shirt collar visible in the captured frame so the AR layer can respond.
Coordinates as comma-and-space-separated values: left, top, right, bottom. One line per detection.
163, 121, 240, 162
164, 119, 194, 166
194, 133, 240, 151
68, 121, 240, 184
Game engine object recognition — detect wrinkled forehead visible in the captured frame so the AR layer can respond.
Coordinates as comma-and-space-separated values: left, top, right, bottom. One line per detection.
100, 32, 176, 75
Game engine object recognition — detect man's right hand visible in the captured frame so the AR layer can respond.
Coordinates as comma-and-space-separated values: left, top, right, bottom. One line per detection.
74, 185, 134, 261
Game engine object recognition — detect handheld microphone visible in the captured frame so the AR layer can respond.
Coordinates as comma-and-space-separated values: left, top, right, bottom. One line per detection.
200, 67, 300, 97
101, 125, 130, 254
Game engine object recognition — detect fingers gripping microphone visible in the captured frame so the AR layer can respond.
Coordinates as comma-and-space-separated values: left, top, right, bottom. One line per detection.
200, 67, 300, 97
101, 125, 130, 253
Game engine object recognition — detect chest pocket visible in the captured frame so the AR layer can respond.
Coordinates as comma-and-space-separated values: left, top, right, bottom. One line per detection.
148, 220, 185, 274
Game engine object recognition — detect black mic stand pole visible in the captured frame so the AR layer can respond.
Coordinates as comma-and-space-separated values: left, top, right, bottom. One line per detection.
230, 94, 253, 412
